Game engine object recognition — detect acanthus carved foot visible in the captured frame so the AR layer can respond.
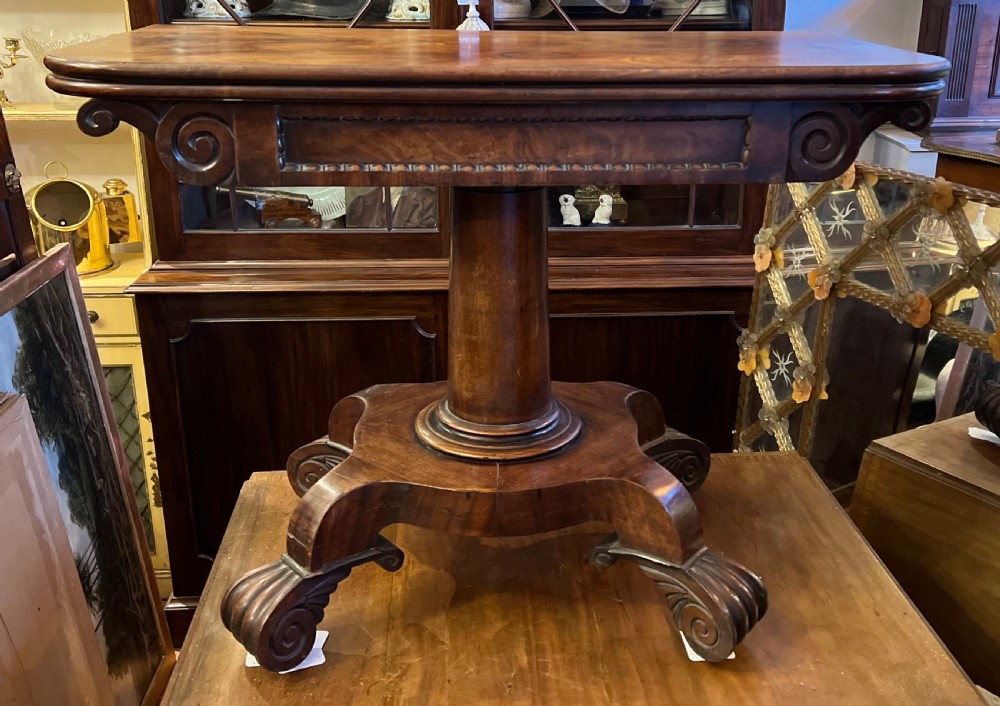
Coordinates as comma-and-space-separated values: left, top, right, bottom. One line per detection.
589, 533, 767, 662
221, 535, 403, 672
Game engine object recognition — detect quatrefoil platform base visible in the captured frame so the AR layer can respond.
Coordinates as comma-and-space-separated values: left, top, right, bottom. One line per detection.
220, 380, 767, 672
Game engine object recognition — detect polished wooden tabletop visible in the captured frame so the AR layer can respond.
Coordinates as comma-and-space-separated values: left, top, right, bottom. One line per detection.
162, 455, 983, 705
46, 27, 948, 97
925, 129, 1000, 166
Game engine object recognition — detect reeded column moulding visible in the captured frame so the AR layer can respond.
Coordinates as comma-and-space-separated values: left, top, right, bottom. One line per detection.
46, 26, 948, 671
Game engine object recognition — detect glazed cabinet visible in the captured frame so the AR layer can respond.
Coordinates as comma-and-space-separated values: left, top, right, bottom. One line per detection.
124, 0, 785, 642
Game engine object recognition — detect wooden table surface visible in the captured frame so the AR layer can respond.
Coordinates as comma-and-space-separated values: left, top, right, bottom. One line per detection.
46, 28, 948, 93
43, 27, 948, 189
924, 130, 1000, 167
163, 454, 984, 705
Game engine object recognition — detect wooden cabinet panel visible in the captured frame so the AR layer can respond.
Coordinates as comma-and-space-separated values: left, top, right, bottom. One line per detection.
920, 0, 1000, 123
138, 292, 441, 597
970, 3, 1000, 116
550, 290, 750, 452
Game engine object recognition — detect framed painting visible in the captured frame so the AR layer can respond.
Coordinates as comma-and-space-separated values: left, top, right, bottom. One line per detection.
0, 246, 173, 705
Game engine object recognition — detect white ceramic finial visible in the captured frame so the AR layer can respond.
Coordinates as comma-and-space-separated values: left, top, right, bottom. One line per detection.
457, 0, 490, 31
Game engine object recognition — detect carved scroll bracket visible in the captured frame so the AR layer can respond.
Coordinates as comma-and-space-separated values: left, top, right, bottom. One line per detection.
78, 99, 235, 186
786, 100, 933, 183
79, 98, 159, 142
589, 533, 767, 662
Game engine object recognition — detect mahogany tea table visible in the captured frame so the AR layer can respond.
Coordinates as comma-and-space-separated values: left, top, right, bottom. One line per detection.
45, 26, 948, 671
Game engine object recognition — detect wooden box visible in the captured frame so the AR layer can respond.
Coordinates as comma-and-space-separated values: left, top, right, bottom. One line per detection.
851, 413, 1000, 694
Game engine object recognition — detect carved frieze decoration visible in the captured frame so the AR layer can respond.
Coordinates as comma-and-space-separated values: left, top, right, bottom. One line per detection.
78, 98, 935, 188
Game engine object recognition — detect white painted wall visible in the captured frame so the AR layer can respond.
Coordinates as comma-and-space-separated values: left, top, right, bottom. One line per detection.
785, 0, 925, 51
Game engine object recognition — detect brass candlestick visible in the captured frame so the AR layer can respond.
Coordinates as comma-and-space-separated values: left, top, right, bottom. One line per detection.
0, 38, 27, 108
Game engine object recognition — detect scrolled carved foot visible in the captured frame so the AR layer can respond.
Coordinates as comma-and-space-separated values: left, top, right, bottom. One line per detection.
221, 535, 403, 672
589, 534, 767, 662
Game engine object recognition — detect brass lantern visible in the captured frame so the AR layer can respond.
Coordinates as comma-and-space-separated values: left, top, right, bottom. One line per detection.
101, 178, 142, 245
26, 163, 114, 276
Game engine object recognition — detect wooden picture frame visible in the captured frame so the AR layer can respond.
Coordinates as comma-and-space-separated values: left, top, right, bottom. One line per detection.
0, 245, 173, 705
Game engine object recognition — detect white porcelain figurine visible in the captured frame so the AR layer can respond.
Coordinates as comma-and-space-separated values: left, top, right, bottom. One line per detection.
592, 194, 613, 225
559, 194, 581, 226
971, 203, 998, 243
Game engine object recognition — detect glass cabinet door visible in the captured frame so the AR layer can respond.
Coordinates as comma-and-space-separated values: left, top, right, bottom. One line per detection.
180, 184, 439, 232
167, 0, 431, 26
164, 0, 755, 29
546, 184, 742, 229
495, 0, 754, 30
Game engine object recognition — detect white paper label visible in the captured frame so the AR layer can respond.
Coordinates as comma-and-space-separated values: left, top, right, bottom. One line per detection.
680, 632, 735, 662
968, 427, 1000, 447
245, 630, 329, 674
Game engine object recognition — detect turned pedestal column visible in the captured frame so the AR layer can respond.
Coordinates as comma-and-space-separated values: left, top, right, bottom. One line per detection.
416, 187, 581, 460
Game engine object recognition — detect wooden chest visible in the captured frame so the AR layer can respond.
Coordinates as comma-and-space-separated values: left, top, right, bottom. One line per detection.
851, 413, 1000, 694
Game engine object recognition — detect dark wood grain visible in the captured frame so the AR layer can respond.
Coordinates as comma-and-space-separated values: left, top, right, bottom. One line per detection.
446, 188, 550, 426
549, 295, 749, 452
926, 128, 1000, 192
50, 28, 945, 187
45, 27, 948, 90
126, 257, 756, 293
136, 291, 441, 596
935, 152, 1000, 191
918, 0, 1000, 126
134, 283, 749, 604
285, 382, 701, 562
50, 22, 947, 645
224, 380, 764, 670
75, 95, 932, 187
851, 413, 1000, 694
163, 457, 984, 705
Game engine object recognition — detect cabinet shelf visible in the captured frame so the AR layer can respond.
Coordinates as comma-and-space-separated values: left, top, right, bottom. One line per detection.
4, 102, 84, 122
